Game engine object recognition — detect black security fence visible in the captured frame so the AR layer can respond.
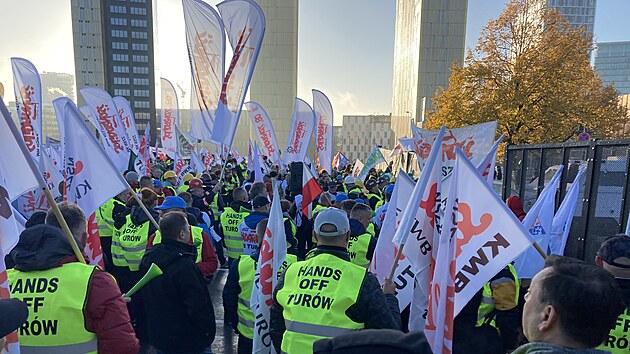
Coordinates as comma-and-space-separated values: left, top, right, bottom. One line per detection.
502, 139, 630, 261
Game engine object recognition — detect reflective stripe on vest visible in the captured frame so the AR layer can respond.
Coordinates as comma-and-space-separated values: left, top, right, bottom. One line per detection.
7, 263, 98, 354
237, 255, 256, 339
221, 207, 249, 259
277, 253, 366, 354
476, 264, 520, 327
96, 198, 124, 238
154, 226, 204, 263
600, 307, 630, 353
210, 194, 220, 221
347, 233, 372, 268
111, 215, 150, 271
283, 217, 298, 248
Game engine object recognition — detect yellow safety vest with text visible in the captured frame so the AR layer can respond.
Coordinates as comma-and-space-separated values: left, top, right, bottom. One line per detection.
7, 263, 98, 354
112, 215, 151, 271
237, 254, 298, 339
600, 307, 630, 353
96, 198, 125, 238
276, 253, 366, 354
347, 233, 372, 268
366, 223, 376, 237
476, 264, 520, 328
153, 226, 204, 263
221, 207, 249, 258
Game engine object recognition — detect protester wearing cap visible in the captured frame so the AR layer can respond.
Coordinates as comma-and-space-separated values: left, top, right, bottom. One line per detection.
270, 208, 401, 354
152, 179, 165, 205
596, 235, 630, 353
125, 170, 140, 191
224, 218, 298, 354
326, 182, 339, 201
188, 178, 221, 219
364, 179, 382, 210
146, 196, 218, 277
162, 170, 177, 197
238, 196, 297, 257
344, 176, 360, 195
334, 193, 349, 206
8, 223, 140, 353
177, 173, 195, 194
374, 184, 394, 230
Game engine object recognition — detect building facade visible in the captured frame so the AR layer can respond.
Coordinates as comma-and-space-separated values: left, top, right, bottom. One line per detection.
339, 115, 394, 162
390, 0, 468, 141
71, 0, 156, 139
545, 0, 596, 36
594, 41, 630, 95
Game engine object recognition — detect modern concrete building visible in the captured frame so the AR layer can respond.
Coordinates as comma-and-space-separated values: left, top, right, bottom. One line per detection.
594, 41, 630, 95
339, 115, 394, 162
545, 0, 596, 36
71, 0, 157, 139
619, 94, 630, 136
390, 0, 468, 140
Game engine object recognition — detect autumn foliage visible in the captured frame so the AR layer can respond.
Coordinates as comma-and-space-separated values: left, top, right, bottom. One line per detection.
425, 0, 627, 145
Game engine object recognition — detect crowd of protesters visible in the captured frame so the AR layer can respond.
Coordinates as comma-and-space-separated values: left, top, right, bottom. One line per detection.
1, 154, 629, 354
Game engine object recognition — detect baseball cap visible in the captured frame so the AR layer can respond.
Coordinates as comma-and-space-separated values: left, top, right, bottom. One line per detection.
328, 182, 339, 188
152, 179, 162, 187
163, 170, 176, 179
0, 298, 28, 338
336, 174, 344, 180
365, 179, 377, 188
598, 235, 630, 268
156, 196, 187, 210
253, 195, 271, 209
314, 208, 350, 237
125, 171, 139, 182
344, 176, 355, 184
335, 193, 348, 204
384, 184, 395, 195
189, 178, 205, 189
355, 198, 366, 204
377, 176, 388, 184
183, 173, 194, 183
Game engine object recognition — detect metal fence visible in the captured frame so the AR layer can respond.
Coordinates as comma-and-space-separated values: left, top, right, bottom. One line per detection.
502, 139, 630, 261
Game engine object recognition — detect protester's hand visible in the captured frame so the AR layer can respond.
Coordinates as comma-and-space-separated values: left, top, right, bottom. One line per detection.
382, 277, 396, 295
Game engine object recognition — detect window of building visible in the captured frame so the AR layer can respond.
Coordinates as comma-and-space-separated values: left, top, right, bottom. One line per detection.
134, 89, 150, 97
113, 66, 130, 73
114, 89, 130, 96
131, 31, 147, 39
114, 77, 130, 85
131, 19, 147, 27
132, 55, 148, 63
134, 101, 150, 109
133, 78, 150, 86
132, 66, 149, 74
130, 0, 146, 3
109, 5, 126, 14
111, 30, 128, 38
112, 42, 128, 50
130, 7, 147, 15
110, 18, 127, 26
131, 43, 148, 51
113, 53, 129, 61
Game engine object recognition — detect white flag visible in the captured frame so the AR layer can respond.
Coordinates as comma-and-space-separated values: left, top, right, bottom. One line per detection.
190, 149, 206, 174
351, 160, 364, 179
475, 135, 504, 187
212, 0, 266, 146
61, 99, 128, 217
369, 170, 416, 311
251, 181, 286, 354
113, 96, 141, 154
246, 101, 281, 165
513, 166, 563, 278
79, 88, 131, 172
174, 153, 194, 188
284, 98, 316, 164
183, 0, 226, 142
312, 90, 334, 174
449, 148, 534, 316
550, 166, 585, 255
0, 97, 39, 201
41, 151, 64, 199
253, 142, 263, 182
161, 78, 179, 158
0, 192, 22, 353
357, 145, 386, 182
11, 57, 43, 163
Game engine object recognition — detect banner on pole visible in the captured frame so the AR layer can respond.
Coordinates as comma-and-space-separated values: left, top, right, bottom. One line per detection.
161, 78, 179, 158
245, 101, 281, 165
312, 89, 334, 174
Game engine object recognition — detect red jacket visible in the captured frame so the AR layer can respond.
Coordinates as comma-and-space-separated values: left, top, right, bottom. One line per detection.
59, 256, 140, 354
147, 229, 218, 277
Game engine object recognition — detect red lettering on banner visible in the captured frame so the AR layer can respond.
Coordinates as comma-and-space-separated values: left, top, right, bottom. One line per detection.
86, 213, 105, 269
219, 28, 252, 105
291, 121, 306, 153
260, 228, 274, 306
442, 130, 475, 161
162, 109, 174, 140
454, 202, 492, 257
118, 108, 131, 129
317, 115, 327, 152
192, 32, 220, 108
0, 270, 19, 346
18, 85, 39, 153
96, 104, 124, 153
257, 125, 275, 154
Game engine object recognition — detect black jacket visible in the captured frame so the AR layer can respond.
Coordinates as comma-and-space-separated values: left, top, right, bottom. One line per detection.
349, 218, 377, 262
270, 245, 401, 352
223, 250, 260, 332
140, 239, 215, 352
114, 205, 159, 236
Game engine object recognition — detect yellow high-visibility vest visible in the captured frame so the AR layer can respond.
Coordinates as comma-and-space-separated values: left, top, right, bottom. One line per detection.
153, 226, 204, 263
112, 214, 150, 271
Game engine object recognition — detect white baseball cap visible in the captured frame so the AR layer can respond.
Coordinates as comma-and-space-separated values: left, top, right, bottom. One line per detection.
314, 208, 350, 237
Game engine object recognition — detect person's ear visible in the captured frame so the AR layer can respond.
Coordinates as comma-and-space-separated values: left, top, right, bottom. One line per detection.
538, 304, 557, 332
313, 231, 319, 243
344, 231, 351, 243
595, 255, 604, 268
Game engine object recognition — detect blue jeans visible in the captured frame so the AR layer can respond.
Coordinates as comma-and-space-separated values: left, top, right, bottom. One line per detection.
156, 347, 213, 354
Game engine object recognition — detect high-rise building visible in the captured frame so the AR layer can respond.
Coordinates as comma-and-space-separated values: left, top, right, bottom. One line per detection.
41, 72, 76, 140
71, 0, 157, 139
234, 0, 298, 157
594, 41, 630, 95
545, 0, 596, 36
339, 115, 394, 162
390, 0, 468, 140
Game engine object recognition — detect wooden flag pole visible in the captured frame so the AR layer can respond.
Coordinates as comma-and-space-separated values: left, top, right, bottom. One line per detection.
42, 188, 86, 263
388, 243, 406, 281
533, 241, 547, 260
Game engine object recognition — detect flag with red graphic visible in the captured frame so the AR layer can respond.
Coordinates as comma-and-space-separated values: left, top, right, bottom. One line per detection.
190, 148, 205, 174
174, 153, 194, 188
251, 181, 287, 354
60, 99, 128, 267
370, 170, 416, 311
445, 148, 534, 317
475, 135, 504, 187
302, 163, 323, 220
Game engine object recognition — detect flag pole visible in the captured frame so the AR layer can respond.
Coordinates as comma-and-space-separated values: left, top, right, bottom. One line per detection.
533, 242, 547, 260
388, 244, 405, 280
128, 188, 160, 230
0, 100, 86, 263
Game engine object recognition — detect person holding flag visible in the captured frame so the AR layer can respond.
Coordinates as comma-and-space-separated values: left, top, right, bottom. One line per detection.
96, 191, 129, 271
270, 208, 400, 354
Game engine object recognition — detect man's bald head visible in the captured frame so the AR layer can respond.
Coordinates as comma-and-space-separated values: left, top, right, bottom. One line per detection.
350, 203, 373, 228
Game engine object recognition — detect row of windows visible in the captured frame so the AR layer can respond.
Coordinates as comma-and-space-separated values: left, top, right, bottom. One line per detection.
114, 77, 130, 85
110, 5, 126, 13
113, 66, 129, 73
131, 19, 147, 27
113, 54, 128, 61
77, 21, 92, 33
130, 7, 147, 15
133, 55, 148, 63
114, 89, 131, 96
112, 42, 128, 50
134, 101, 151, 109
133, 66, 149, 74
134, 89, 150, 97
134, 78, 150, 86
111, 18, 127, 26
112, 30, 127, 38
136, 113, 151, 121
132, 31, 147, 39
132, 43, 148, 51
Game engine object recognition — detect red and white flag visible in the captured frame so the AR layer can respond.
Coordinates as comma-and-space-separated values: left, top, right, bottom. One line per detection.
161, 78, 179, 158
251, 181, 287, 354
113, 96, 141, 154
174, 153, 194, 188
284, 98, 316, 164
212, 0, 266, 146
183, 0, 226, 142
475, 135, 504, 187
253, 142, 263, 183
302, 163, 323, 220
11, 57, 43, 164
190, 148, 206, 174
312, 89, 334, 174
246, 101, 281, 165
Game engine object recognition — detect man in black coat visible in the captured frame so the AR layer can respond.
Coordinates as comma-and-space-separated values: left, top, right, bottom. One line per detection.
140, 212, 215, 354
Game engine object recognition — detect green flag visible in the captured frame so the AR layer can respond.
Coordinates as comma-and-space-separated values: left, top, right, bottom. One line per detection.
357, 145, 386, 182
